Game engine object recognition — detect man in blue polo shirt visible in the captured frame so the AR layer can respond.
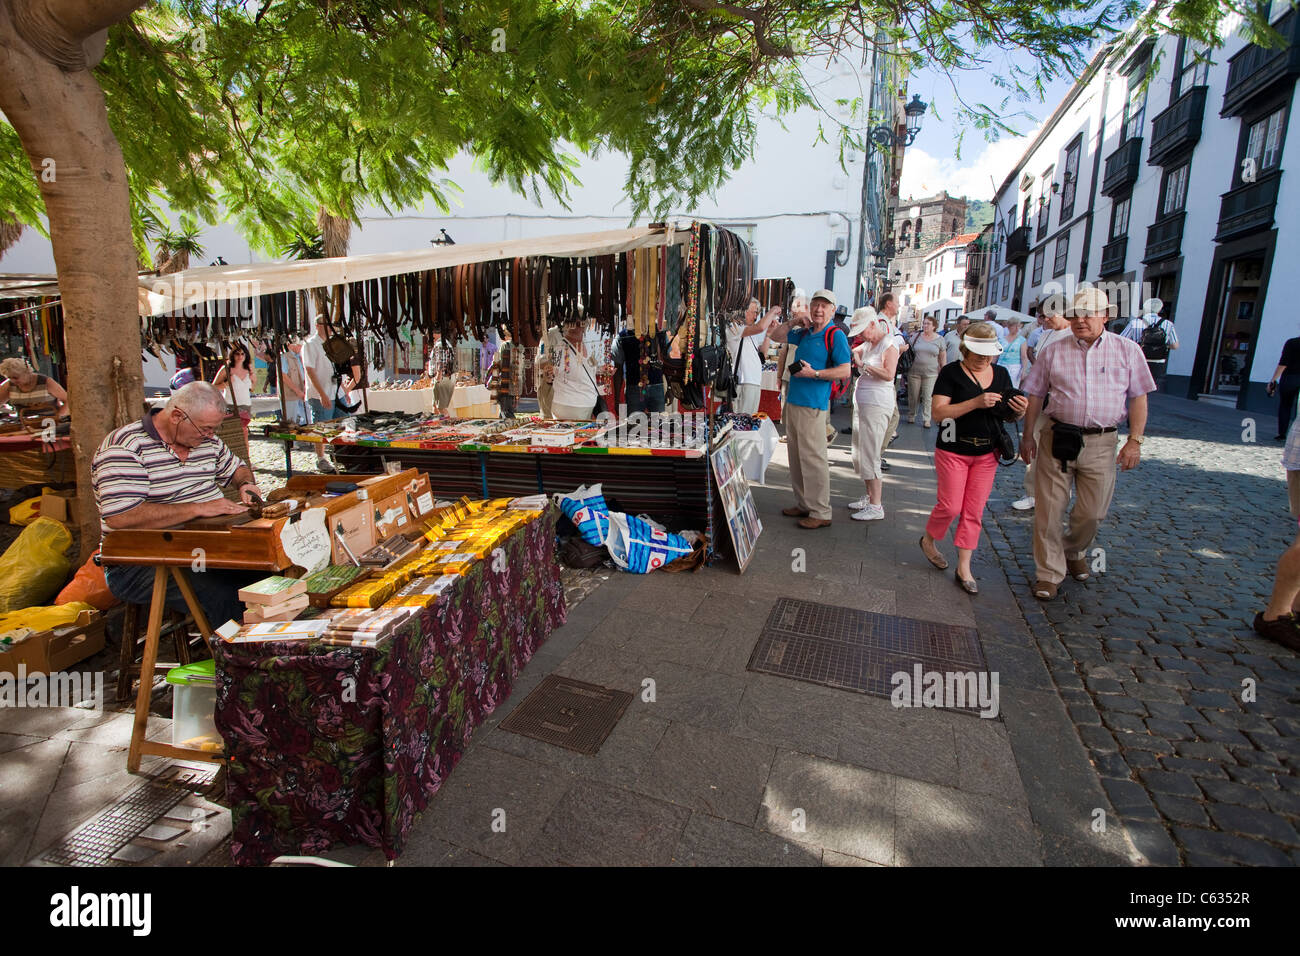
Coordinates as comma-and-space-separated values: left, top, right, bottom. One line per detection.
764, 288, 852, 528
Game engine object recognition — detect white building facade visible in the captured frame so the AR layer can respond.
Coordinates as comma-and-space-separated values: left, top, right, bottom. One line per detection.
984, 2, 1299, 412
918, 232, 979, 326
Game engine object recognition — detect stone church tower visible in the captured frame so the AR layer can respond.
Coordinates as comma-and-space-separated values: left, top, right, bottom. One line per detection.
888, 191, 969, 305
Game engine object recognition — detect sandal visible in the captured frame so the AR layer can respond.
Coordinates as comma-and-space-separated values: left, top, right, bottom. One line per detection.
919, 536, 948, 570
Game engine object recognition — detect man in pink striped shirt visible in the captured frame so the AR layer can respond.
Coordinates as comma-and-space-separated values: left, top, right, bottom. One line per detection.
1020, 287, 1156, 600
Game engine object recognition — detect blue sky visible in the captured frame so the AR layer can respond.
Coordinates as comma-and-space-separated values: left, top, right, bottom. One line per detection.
898, 49, 1084, 205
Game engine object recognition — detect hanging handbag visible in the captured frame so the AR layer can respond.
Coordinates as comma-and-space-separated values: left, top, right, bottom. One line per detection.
993, 420, 1017, 465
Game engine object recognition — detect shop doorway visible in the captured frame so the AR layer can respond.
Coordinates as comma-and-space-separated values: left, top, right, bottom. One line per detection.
1204, 257, 1263, 398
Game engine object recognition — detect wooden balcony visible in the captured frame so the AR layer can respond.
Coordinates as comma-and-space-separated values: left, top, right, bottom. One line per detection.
1144, 212, 1185, 263
1102, 138, 1143, 197
1005, 225, 1031, 265
1099, 237, 1128, 276
1222, 9, 1300, 117
1216, 171, 1281, 241
1148, 87, 1207, 167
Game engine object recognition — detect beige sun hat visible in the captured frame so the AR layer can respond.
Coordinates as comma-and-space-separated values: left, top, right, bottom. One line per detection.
1071, 285, 1111, 317
848, 306, 878, 338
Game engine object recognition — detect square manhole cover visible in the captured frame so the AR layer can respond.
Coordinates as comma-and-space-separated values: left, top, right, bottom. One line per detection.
500, 675, 633, 755
39, 765, 219, 867
748, 598, 993, 715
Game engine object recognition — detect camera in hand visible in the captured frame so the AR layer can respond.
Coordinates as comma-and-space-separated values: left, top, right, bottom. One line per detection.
789, 359, 808, 375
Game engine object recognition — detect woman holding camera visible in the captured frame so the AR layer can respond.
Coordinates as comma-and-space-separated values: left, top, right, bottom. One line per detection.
920, 322, 1028, 594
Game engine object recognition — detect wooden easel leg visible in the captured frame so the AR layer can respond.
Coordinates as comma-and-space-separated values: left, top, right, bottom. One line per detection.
127, 566, 167, 773
169, 566, 214, 654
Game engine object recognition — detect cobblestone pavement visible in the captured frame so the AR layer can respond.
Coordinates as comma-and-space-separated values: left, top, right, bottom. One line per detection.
980, 394, 1300, 865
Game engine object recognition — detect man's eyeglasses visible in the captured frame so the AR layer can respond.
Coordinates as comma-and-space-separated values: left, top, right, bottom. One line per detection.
178, 409, 217, 438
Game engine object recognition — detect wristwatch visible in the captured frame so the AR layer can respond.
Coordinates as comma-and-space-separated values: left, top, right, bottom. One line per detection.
1128, 435, 1145, 444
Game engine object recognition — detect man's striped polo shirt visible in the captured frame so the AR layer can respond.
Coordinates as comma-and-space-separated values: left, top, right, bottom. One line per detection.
92, 410, 241, 536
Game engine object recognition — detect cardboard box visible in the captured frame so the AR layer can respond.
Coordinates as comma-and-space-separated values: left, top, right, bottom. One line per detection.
0, 610, 105, 677
38, 490, 79, 525
328, 501, 377, 566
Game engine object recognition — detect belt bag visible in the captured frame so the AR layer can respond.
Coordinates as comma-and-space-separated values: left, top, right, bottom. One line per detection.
1050, 421, 1084, 473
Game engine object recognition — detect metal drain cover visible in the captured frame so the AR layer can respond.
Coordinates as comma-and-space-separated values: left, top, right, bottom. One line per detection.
39, 765, 219, 867
748, 598, 990, 713
500, 675, 633, 755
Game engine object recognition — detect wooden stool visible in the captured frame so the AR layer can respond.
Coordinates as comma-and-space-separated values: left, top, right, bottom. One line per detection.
114, 602, 201, 703
126, 566, 223, 772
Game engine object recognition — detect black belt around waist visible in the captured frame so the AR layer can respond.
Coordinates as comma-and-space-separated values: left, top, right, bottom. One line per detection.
1052, 419, 1117, 435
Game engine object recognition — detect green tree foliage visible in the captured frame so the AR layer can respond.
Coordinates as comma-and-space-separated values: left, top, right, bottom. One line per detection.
1, 0, 1285, 248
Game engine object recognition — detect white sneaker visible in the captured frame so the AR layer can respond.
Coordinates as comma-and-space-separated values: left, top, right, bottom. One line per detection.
851, 504, 885, 521
1012, 496, 1035, 511
848, 496, 870, 510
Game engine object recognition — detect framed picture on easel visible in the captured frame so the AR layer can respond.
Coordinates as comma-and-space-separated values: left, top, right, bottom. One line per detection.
711, 434, 762, 572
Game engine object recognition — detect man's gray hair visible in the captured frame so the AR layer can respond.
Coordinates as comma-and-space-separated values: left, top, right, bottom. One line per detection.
165, 381, 227, 418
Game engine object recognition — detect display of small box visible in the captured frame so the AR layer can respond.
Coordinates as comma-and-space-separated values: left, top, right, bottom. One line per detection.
0, 609, 106, 677
405, 474, 436, 518
38, 489, 79, 525
165, 659, 221, 752
303, 564, 373, 607
329, 501, 377, 565
530, 427, 576, 447
372, 490, 415, 541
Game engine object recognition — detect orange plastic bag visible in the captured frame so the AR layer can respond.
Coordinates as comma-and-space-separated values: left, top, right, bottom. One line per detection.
56, 549, 120, 610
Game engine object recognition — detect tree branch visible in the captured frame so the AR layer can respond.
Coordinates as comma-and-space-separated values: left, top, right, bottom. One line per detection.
679, 0, 798, 57
11, 0, 148, 70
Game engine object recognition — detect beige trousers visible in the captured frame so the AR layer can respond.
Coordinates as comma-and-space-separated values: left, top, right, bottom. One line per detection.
879, 401, 899, 458
1022, 413, 1052, 497
907, 370, 938, 423
1033, 427, 1119, 585
785, 402, 832, 520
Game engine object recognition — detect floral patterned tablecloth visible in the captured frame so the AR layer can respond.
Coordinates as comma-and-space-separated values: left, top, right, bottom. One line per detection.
214, 507, 565, 865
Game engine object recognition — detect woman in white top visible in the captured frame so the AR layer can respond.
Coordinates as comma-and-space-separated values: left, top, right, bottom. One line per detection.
541, 315, 601, 420
848, 307, 899, 521
906, 315, 946, 428
212, 341, 254, 440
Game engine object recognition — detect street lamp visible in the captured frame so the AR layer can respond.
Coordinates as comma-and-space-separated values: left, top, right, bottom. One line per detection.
869, 94, 928, 149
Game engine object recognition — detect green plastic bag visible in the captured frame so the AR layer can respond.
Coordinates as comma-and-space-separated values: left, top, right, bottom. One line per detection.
0, 517, 73, 613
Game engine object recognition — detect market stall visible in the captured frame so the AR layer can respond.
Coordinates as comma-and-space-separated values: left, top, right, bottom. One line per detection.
98, 463, 567, 862
0, 432, 74, 490
268, 412, 715, 529
141, 221, 759, 559
214, 504, 564, 864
